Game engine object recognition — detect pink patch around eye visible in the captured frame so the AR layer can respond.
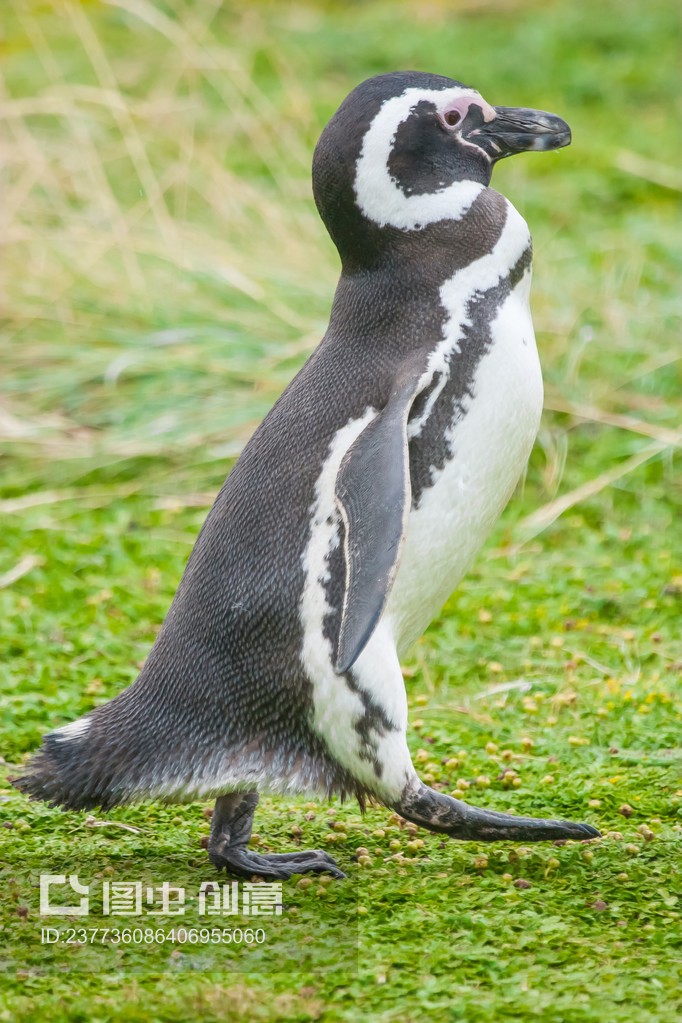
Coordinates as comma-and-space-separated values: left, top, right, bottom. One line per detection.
440, 97, 473, 129
441, 96, 495, 129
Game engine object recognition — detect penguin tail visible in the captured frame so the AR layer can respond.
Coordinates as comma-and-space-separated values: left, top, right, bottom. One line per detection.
11, 697, 144, 812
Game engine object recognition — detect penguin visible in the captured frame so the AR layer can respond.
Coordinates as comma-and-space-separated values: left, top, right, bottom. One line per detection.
13, 71, 600, 879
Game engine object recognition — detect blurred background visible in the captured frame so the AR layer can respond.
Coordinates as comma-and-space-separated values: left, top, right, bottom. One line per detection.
1, 0, 680, 743
2, 0, 680, 475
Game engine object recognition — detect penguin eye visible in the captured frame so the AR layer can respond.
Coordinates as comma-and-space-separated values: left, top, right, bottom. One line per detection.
443, 109, 462, 128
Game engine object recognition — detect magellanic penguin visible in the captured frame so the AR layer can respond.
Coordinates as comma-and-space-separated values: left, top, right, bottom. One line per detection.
14, 71, 600, 879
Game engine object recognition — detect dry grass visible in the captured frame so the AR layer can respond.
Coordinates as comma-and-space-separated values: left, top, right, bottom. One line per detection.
3, 0, 339, 463
1, 0, 680, 508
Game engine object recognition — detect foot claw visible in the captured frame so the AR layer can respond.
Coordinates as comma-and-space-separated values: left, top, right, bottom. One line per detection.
209, 844, 346, 880
462, 809, 601, 843
392, 783, 602, 843
572, 822, 601, 839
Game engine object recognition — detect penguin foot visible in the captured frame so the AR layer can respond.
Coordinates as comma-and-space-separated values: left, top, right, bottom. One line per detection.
208, 845, 346, 881
206, 790, 345, 880
393, 781, 601, 843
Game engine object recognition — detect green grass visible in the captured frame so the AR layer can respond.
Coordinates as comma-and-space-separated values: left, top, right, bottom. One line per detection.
1, 0, 681, 1019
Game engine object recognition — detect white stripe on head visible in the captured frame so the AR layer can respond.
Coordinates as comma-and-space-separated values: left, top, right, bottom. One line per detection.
354, 86, 486, 230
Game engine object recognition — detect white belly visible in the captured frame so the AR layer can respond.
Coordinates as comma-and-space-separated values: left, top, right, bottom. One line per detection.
385, 277, 543, 655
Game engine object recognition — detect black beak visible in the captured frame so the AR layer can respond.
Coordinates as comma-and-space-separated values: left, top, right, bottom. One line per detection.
466, 106, 571, 161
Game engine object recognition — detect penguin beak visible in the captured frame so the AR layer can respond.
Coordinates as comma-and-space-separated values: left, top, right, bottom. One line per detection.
467, 106, 572, 160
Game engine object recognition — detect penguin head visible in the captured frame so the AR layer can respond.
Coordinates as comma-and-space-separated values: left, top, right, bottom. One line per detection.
313, 71, 570, 266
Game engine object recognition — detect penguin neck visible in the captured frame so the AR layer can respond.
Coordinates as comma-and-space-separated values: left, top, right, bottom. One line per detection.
333, 185, 516, 279
323, 186, 532, 365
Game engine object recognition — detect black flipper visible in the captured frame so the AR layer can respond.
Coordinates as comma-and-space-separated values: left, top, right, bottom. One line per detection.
333, 370, 422, 673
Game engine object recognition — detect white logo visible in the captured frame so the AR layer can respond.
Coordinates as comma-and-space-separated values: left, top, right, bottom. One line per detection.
39, 874, 90, 916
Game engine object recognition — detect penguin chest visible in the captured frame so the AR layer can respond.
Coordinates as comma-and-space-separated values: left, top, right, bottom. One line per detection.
385, 281, 543, 655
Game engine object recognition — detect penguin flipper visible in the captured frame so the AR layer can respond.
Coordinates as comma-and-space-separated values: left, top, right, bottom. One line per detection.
333, 375, 418, 673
